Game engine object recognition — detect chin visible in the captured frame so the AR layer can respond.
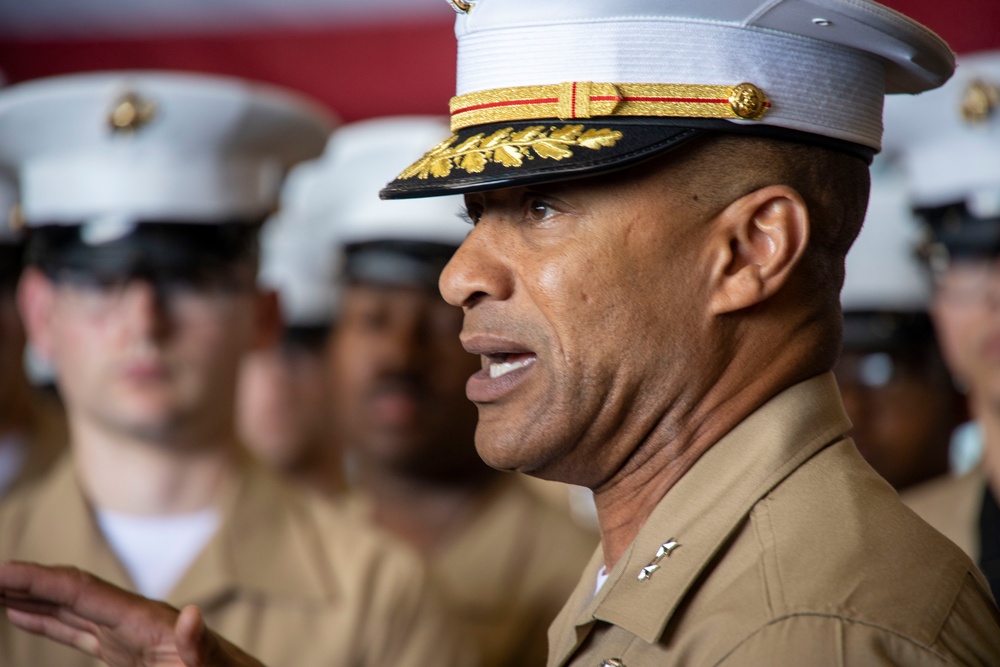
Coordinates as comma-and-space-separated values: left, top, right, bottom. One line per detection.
473, 420, 558, 477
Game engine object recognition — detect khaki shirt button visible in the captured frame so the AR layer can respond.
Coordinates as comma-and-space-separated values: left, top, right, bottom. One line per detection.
600, 660, 625, 667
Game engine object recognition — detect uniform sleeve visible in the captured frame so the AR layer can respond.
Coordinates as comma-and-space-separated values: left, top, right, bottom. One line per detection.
716, 592, 1000, 667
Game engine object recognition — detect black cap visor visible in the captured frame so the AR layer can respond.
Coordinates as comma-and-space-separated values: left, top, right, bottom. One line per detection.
0, 243, 24, 288
916, 203, 1000, 263
342, 239, 458, 290
380, 117, 874, 200
26, 221, 261, 286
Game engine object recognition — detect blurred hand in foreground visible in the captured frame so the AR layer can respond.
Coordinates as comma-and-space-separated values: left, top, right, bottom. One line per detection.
0, 561, 265, 667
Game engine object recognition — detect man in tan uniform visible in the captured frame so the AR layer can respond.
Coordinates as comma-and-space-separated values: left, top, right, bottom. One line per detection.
834, 159, 964, 490
252, 115, 597, 666
332, 117, 597, 667
0, 72, 468, 667
2, 2, 1000, 667
0, 175, 65, 499
888, 51, 1000, 600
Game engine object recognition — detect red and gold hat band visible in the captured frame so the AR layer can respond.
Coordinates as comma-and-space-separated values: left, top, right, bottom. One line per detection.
449, 81, 770, 131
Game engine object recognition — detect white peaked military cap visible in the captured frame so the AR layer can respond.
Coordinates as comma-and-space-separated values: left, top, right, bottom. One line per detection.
0, 71, 336, 226
258, 213, 340, 328
260, 117, 467, 322
884, 50, 1000, 214
841, 156, 928, 312
323, 116, 468, 245
325, 117, 469, 287
382, 0, 953, 199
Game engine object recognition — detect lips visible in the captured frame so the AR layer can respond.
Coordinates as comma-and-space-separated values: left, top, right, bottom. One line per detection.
366, 379, 424, 427
121, 360, 169, 382
462, 334, 538, 403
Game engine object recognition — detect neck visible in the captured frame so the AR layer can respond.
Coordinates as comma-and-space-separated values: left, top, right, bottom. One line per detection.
70, 415, 237, 515
288, 441, 346, 498
591, 326, 824, 570
354, 458, 501, 554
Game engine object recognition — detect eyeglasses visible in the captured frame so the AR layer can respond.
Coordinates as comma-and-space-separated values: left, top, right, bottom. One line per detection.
51, 269, 256, 321
935, 263, 1000, 311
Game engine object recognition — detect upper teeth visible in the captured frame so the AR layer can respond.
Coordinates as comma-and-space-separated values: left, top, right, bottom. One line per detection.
490, 359, 531, 378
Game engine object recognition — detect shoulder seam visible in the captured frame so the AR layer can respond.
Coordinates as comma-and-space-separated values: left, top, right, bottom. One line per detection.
714, 612, 952, 666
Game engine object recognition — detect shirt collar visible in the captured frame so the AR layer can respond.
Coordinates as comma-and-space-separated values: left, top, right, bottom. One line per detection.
580, 373, 851, 644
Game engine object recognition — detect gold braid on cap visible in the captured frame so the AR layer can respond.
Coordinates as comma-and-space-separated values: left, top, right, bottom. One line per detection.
397, 125, 623, 180
394, 81, 769, 181
449, 81, 770, 131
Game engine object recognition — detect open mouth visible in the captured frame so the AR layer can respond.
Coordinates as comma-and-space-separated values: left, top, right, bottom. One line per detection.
463, 335, 540, 403
483, 352, 538, 379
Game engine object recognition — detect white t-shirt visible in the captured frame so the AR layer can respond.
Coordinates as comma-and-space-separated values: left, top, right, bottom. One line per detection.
595, 565, 610, 596
0, 435, 27, 496
96, 507, 221, 599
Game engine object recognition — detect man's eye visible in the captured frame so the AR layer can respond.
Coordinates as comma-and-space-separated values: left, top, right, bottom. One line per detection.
526, 199, 554, 221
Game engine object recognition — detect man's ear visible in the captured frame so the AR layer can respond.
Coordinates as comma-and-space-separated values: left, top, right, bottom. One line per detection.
16, 267, 57, 363
705, 184, 810, 315
252, 289, 283, 350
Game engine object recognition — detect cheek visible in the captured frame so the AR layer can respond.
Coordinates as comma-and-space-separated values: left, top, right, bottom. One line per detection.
533, 253, 617, 338
49, 316, 101, 371
182, 308, 257, 360
330, 336, 372, 396
934, 309, 978, 369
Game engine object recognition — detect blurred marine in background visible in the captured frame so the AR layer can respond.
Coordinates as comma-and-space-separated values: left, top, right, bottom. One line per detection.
0, 72, 469, 667
835, 156, 965, 490
891, 51, 1000, 601
310, 116, 596, 667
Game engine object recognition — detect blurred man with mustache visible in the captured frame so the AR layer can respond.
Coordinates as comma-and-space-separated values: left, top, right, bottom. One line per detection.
318, 117, 596, 667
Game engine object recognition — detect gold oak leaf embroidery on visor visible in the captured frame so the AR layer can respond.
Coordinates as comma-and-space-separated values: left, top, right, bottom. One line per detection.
397, 125, 623, 180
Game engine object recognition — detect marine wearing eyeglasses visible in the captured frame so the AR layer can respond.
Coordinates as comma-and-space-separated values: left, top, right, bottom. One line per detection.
834, 158, 965, 490
0, 72, 470, 667
893, 50, 1000, 606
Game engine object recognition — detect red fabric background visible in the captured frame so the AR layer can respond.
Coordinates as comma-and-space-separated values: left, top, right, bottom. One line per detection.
0, 1, 996, 122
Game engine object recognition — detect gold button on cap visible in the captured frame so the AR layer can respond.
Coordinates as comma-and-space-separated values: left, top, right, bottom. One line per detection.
108, 93, 157, 133
961, 79, 999, 125
448, 0, 473, 13
7, 203, 24, 233
729, 82, 769, 120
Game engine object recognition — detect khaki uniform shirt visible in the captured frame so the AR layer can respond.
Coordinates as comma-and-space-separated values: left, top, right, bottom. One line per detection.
548, 374, 1000, 667
902, 466, 985, 559
1, 393, 66, 499
349, 474, 598, 667
0, 455, 471, 667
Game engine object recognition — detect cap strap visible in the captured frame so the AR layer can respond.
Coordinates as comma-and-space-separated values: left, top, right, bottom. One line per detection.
450, 81, 770, 131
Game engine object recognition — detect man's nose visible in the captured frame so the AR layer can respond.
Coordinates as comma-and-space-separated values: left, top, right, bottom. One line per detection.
119, 280, 170, 339
439, 224, 513, 309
